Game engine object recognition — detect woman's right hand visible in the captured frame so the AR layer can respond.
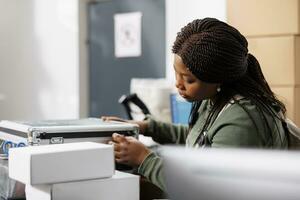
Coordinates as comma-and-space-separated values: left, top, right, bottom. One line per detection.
101, 116, 148, 135
108, 133, 151, 167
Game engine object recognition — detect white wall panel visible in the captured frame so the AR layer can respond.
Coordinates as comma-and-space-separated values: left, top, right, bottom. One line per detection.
0, 0, 79, 120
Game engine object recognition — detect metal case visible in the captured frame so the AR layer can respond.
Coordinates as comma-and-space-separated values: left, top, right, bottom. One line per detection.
0, 118, 139, 146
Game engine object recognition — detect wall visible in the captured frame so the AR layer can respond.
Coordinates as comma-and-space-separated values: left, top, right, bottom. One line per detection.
78, 0, 89, 118
165, 0, 226, 82
0, 0, 79, 120
0, 0, 226, 120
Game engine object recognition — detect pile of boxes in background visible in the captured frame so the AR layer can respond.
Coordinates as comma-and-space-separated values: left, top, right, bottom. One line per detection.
130, 78, 192, 125
8, 142, 139, 200
227, 0, 300, 126
130, 78, 175, 123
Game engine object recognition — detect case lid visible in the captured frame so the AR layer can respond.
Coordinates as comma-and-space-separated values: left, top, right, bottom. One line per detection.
0, 118, 137, 132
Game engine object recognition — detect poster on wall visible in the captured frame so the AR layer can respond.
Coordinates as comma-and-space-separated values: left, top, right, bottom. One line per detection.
114, 12, 142, 58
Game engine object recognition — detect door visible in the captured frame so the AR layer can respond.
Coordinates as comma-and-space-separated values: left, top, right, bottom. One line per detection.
88, 0, 166, 118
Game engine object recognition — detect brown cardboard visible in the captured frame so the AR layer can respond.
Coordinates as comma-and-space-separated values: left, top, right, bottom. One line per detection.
227, 0, 300, 36
247, 36, 300, 86
272, 86, 300, 126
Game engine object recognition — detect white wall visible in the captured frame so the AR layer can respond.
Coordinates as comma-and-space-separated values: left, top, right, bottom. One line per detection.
0, 0, 226, 121
78, 0, 89, 118
165, 0, 226, 82
0, 0, 79, 120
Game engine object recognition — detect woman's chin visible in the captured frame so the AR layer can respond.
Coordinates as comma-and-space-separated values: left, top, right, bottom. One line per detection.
181, 96, 193, 102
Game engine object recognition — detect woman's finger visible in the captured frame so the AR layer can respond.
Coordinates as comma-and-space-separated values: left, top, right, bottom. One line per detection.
113, 143, 122, 152
101, 116, 127, 122
114, 151, 124, 159
125, 136, 137, 141
112, 133, 127, 143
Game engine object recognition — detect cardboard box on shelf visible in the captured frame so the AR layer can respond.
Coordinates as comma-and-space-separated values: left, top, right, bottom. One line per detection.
227, 0, 300, 37
247, 36, 300, 86
25, 171, 139, 200
9, 142, 114, 185
272, 86, 300, 126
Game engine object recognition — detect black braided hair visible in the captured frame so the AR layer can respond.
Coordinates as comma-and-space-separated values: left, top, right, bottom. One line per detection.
172, 18, 286, 145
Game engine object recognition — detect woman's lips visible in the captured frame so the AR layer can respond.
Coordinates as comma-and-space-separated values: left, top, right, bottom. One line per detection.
179, 92, 188, 98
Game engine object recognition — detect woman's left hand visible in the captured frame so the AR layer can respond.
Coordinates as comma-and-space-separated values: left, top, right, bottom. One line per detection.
109, 133, 151, 167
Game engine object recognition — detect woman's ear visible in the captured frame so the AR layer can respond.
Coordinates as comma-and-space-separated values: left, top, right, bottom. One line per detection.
216, 84, 221, 93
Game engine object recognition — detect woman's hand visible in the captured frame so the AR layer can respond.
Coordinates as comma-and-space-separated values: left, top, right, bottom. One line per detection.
109, 133, 151, 167
102, 116, 148, 135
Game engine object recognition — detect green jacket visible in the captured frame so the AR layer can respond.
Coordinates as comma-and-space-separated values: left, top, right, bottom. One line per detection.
138, 98, 288, 191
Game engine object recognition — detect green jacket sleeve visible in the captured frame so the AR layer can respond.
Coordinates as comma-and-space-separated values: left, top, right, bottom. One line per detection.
137, 152, 166, 191
143, 116, 189, 144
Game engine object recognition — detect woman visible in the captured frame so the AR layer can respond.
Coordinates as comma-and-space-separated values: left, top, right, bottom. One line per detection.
104, 18, 288, 191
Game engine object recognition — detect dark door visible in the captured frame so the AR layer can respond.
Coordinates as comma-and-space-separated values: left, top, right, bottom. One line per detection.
88, 0, 166, 118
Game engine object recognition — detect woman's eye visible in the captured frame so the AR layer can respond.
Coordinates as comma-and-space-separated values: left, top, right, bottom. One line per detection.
184, 78, 195, 84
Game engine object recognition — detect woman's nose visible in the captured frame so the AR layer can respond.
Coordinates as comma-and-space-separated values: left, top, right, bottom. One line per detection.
175, 78, 184, 90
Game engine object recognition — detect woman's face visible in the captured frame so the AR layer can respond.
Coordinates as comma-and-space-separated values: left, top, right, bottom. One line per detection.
174, 54, 219, 102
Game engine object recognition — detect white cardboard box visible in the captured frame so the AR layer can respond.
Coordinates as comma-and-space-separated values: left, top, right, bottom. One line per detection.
25, 171, 139, 200
9, 142, 114, 185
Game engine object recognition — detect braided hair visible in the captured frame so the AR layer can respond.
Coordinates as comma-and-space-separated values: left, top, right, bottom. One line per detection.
172, 18, 286, 145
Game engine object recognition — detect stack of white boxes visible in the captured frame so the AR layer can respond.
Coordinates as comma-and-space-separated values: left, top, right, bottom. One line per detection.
8, 142, 139, 200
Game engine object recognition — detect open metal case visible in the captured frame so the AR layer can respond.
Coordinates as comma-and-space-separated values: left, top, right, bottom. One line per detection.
0, 118, 139, 146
